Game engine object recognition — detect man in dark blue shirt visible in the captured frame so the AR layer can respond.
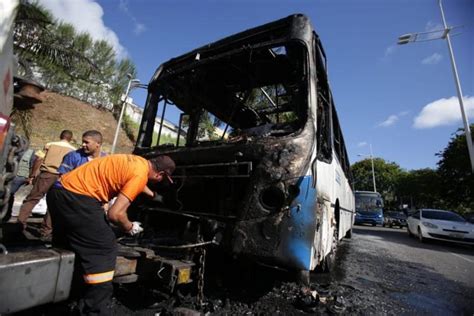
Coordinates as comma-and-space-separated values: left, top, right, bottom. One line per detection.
42, 130, 106, 236
56, 130, 107, 180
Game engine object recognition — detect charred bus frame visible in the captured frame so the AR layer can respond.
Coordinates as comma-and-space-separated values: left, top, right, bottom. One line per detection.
130, 14, 354, 282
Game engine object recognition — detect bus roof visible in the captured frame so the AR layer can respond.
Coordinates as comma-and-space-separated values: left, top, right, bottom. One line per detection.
148, 14, 314, 88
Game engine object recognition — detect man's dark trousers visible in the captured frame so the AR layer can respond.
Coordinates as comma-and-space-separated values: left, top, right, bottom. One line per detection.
47, 188, 117, 316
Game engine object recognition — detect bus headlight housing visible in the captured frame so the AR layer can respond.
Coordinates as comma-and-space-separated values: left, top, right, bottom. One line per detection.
259, 186, 285, 211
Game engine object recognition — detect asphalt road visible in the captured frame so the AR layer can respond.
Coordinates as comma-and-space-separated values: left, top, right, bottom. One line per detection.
332, 224, 474, 315
354, 225, 474, 290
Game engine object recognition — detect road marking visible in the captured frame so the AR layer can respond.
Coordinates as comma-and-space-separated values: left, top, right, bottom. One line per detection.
449, 252, 474, 264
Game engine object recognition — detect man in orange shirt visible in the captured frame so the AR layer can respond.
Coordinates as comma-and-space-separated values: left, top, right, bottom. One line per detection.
47, 154, 175, 315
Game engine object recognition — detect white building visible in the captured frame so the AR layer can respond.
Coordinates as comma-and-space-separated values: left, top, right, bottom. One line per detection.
125, 101, 186, 140
125, 100, 228, 141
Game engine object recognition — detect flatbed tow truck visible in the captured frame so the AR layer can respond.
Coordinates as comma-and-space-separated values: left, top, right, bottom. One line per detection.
0, 1, 198, 313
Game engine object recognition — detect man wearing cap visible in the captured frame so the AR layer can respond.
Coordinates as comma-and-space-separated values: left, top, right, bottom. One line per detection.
47, 154, 175, 315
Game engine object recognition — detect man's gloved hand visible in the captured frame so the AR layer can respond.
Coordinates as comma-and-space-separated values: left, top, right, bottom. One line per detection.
128, 221, 144, 236
151, 192, 164, 203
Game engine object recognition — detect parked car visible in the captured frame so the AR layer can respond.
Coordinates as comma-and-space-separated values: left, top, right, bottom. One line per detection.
407, 209, 474, 245
463, 212, 474, 224
383, 211, 407, 228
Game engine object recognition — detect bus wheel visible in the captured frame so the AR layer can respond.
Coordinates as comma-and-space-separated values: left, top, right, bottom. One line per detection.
345, 228, 352, 239
296, 270, 310, 286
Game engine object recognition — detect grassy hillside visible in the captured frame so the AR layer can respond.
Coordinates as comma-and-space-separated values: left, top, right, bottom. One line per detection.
14, 91, 135, 154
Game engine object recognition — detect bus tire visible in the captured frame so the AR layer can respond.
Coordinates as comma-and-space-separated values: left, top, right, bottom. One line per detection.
345, 228, 352, 239
323, 229, 338, 272
296, 270, 310, 286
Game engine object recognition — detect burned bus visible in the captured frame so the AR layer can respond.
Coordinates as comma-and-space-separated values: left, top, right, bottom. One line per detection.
129, 14, 354, 282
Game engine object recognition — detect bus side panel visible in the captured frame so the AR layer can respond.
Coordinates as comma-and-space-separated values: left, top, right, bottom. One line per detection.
312, 196, 333, 269
333, 157, 354, 240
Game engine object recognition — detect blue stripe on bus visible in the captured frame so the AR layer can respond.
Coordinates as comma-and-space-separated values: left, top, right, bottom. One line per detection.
284, 175, 317, 270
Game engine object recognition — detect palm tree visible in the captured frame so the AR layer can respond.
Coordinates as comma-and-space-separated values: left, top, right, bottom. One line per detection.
13, 0, 96, 80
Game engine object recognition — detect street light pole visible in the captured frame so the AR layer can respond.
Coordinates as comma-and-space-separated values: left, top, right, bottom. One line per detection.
358, 144, 377, 193
438, 0, 474, 172
397, 0, 474, 172
370, 144, 377, 193
111, 77, 140, 154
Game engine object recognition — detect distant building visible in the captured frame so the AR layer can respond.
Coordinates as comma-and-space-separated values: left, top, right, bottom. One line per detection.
125, 100, 228, 142
125, 101, 186, 141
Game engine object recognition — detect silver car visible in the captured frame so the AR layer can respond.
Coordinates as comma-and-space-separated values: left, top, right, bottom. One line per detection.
407, 209, 474, 245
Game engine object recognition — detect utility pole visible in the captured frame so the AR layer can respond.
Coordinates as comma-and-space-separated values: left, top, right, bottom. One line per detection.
370, 144, 377, 193
111, 76, 140, 154
397, 0, 474, 172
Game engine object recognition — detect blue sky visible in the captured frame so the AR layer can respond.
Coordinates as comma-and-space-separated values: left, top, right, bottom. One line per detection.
38, 0, 473, 171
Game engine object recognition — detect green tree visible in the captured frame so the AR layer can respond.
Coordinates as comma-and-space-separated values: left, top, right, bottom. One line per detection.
396, 168, 441, 209
14, 2, 96, 81
110, 58, 137, 114
13, 0, 53, 78
86, 40, 116, 107
351, 158, 404, 208
436, 125, 474, 213
12, 1, 141, 142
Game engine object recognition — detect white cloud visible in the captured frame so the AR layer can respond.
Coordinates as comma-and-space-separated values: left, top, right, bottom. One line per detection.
377, 111, 409, 128
425, 21, 444, 33
38, 0, 126, 58
134, 23, 146, 35
378, 115, 399, 127
357, 142, 368, 148
384, 45, 396, 57
422, 53, 442, 65
413, 96, 474, 129
119, 0, 147, 35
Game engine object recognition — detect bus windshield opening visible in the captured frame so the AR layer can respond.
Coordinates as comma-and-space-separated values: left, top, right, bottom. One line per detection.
154, 41, 307, 145
355, 194, 384, 212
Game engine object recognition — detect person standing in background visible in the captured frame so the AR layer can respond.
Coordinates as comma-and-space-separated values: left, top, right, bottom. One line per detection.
42, 130, 107, 237
16, 130, 75, 236
2, 137, 37, 223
